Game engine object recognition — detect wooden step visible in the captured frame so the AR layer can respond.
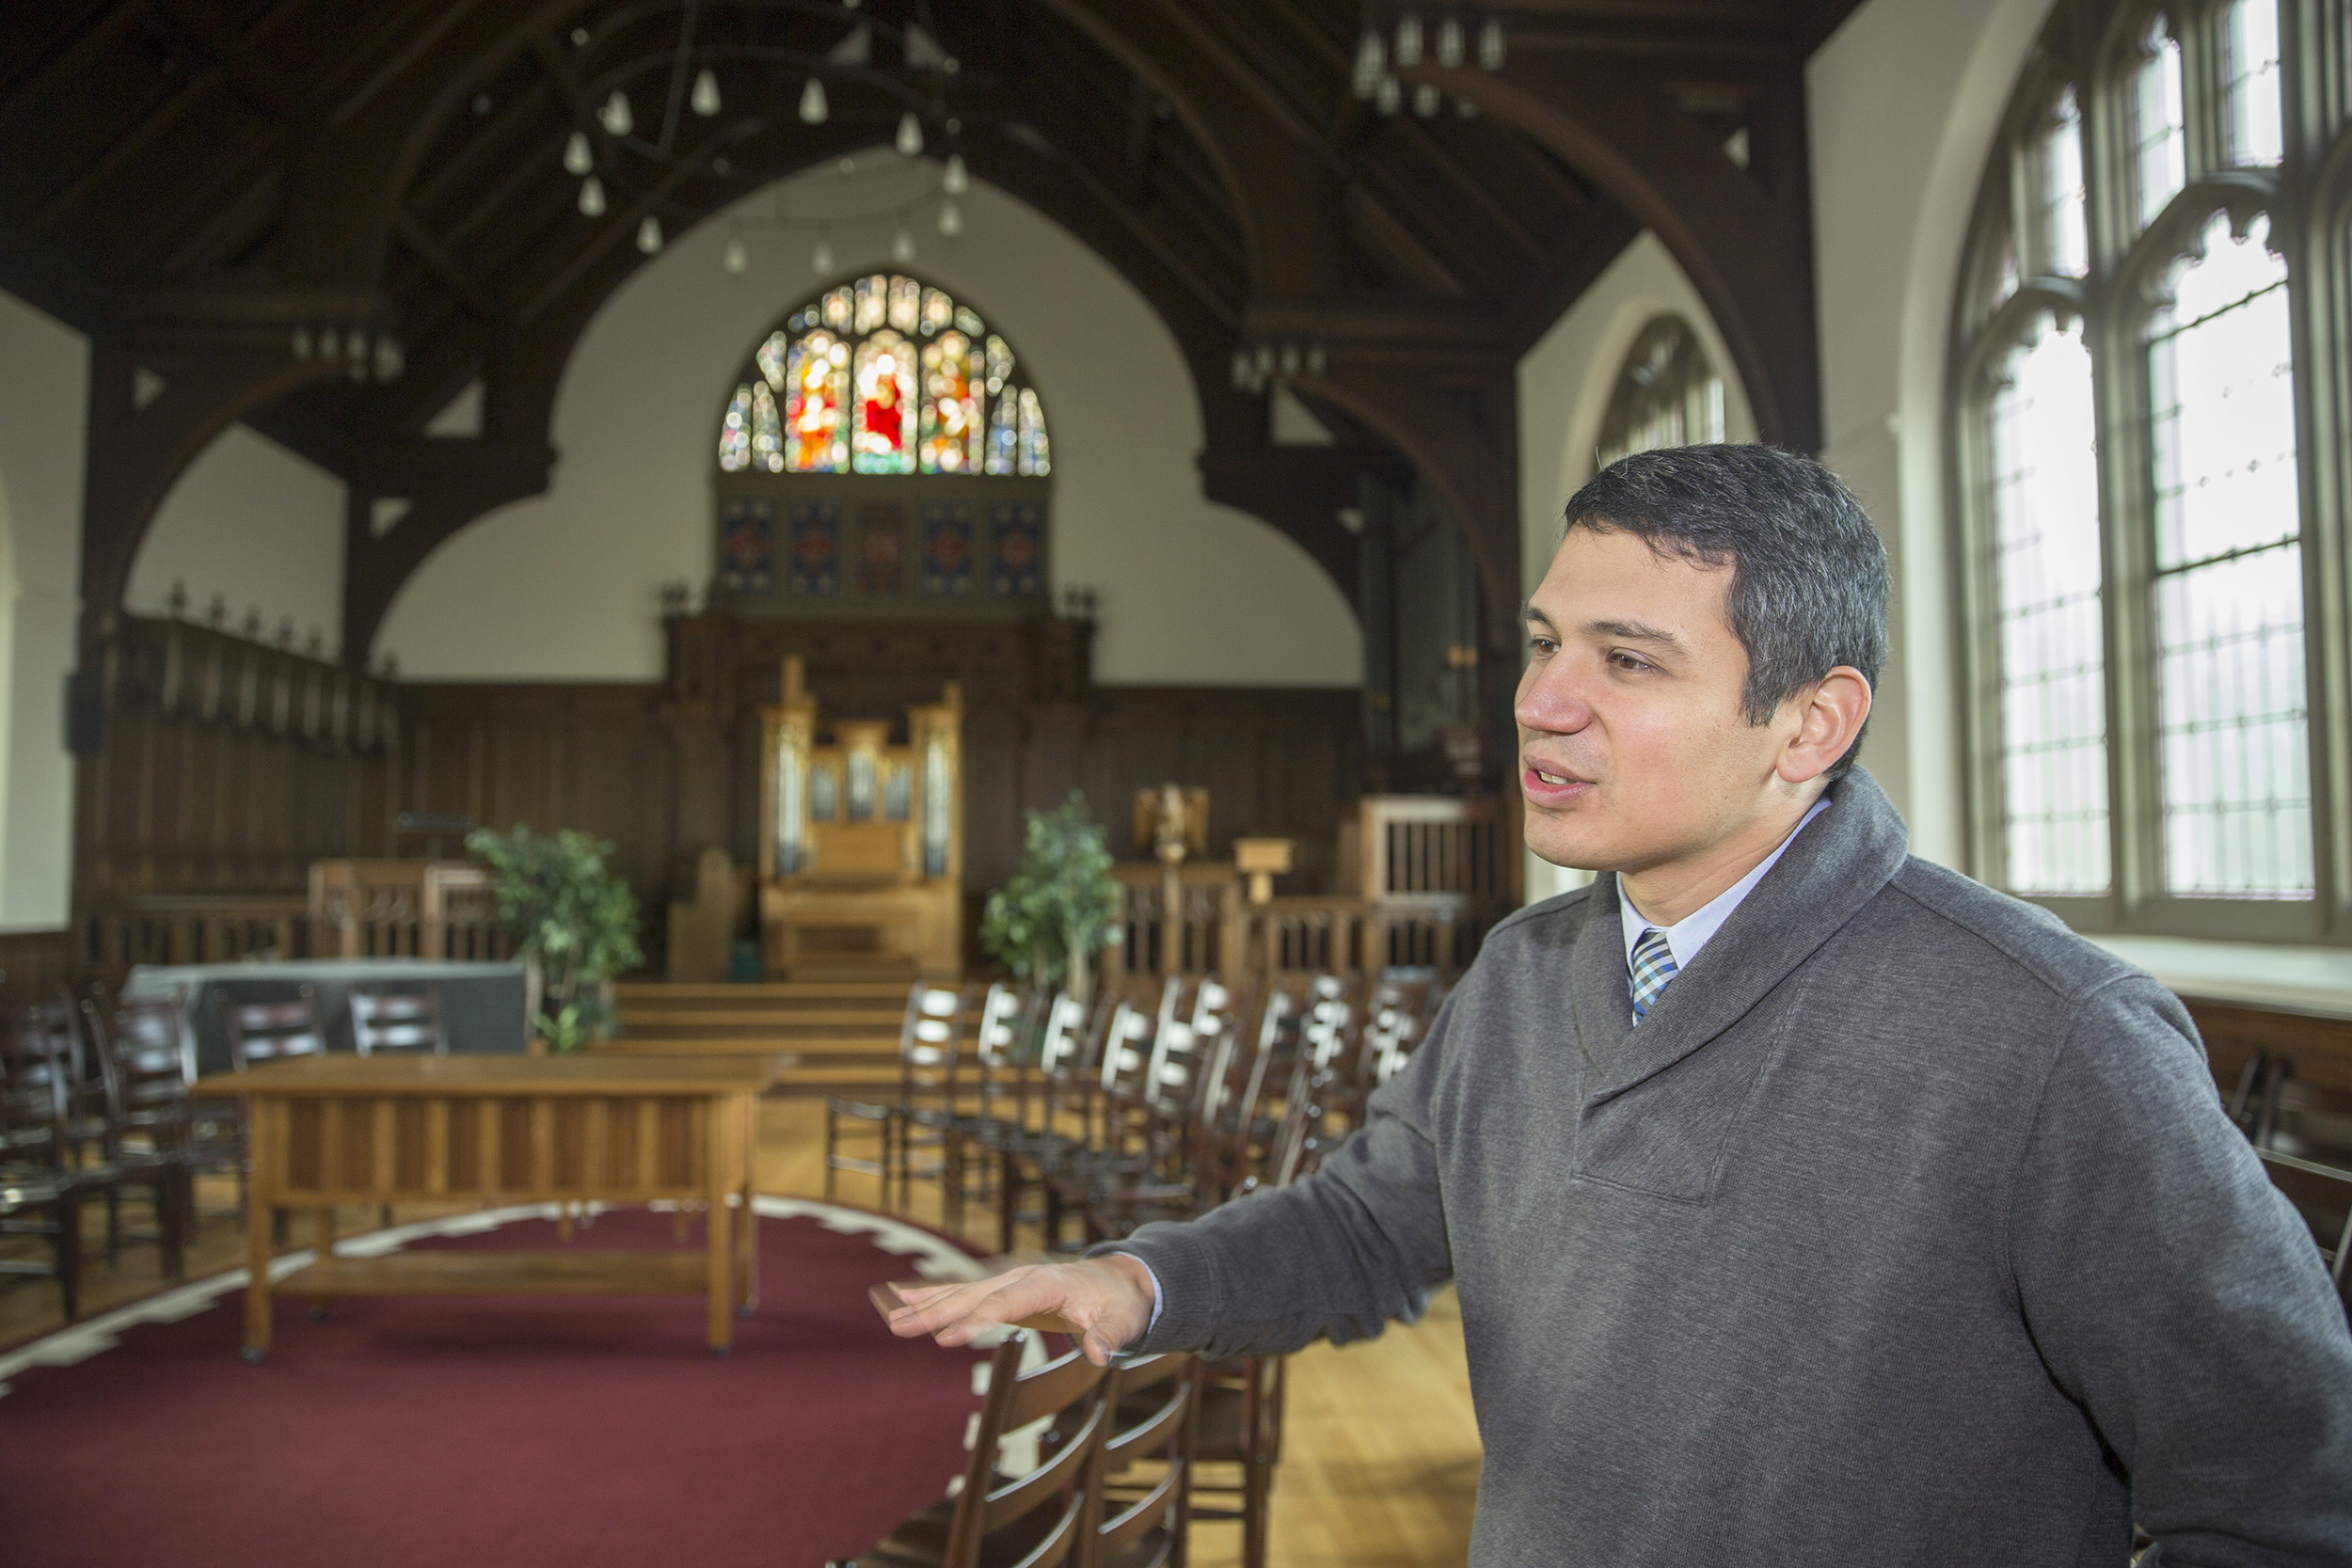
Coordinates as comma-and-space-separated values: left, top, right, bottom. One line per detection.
597, 1038, 904, 1063
615, 1009, 903, 1031
613, 981, 916, 1002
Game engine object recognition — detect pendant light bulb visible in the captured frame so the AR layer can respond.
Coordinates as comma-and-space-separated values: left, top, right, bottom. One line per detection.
1394, 13, 1422, 68
1375, 76, 1402, 116
723, 236, 750, 275
896, 110, 924, 156
1477, 19, 1506, 71
599, 89, 633, 137
891, 226, 917, 263
943, 151, 969, 195
563, 130, 593, 176
811, 237, 835, 275
691, 68, 722, 117
1413, 82, 1440, 118
798, 77, 828, 124
1352, 30, 1385, 99
636, 214, 663, 254
578, 175, 607, 216
1436, 17, 1465, 68
937, 198, 962, 237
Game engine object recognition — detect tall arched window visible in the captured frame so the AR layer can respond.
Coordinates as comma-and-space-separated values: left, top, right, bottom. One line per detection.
1952, 0, 2352, 942
713, 276, 1053, 616
1596, 316, 1726, 469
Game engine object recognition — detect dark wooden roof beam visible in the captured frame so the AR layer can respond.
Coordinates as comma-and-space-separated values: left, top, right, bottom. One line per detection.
393, 213, 500, 320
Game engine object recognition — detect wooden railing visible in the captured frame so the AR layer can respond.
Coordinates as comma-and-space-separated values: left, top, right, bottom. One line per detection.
81, 894, 315, 973
1104, 864, 1243, 981
310, 860, 505, 960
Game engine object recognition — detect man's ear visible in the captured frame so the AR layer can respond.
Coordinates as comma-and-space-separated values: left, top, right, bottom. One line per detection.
1776, 668, 1872, 784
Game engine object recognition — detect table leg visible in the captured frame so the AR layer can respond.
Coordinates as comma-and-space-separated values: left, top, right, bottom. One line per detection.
243, 1101, 275, 1361
737, 1095, 759, 1316
706, 1099, 734, 1355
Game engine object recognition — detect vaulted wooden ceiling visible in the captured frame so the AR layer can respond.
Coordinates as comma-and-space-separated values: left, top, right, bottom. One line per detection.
0, 0, 1862, 667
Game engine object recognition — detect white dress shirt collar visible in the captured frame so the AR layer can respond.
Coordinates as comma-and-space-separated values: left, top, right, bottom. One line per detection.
1617, 794, 1833, 975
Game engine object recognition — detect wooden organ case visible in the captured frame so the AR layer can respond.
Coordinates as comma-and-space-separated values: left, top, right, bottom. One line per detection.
757, 656, 963, 979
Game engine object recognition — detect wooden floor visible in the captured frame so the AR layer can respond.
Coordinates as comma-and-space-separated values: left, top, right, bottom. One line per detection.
0, 1098, 1482, 1567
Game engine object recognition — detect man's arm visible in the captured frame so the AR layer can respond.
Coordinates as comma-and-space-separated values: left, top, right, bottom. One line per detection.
2008, 977, 2352, 1562
889, 999, 1457, 1364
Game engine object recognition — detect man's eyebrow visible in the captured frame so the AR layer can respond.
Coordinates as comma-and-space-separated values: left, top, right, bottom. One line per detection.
1522, 602, 1556, 630
1584, 618, 1690, 657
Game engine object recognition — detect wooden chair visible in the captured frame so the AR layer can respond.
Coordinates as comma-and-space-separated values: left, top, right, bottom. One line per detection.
76, 998, 197, 1270
349, 984, 450, 1056
994, 990, 1120, 1253
1093, 1353, 1203, 1568
943, 983, 1048, 1252
221, 986, 326, 1069
824, 983, 972, 1220
0, 1008, 89, 1318
826, 1330, 1115, 1568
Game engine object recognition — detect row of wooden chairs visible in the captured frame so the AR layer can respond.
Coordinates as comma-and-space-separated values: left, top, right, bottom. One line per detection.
830, 1336, 1200, 1568
0, 980, 451, 1320
820, 971, 1444, 1568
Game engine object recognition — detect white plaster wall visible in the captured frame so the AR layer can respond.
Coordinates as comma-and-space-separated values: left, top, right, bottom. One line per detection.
0, 289, 87, 929
1808, 0, 2058, 864
1514, 232, 1759, 904
129, 423, 346, 653
378, 153, 1361, 686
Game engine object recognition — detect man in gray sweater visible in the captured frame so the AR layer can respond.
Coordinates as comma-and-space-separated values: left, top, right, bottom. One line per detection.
890, 446, 2352, 1561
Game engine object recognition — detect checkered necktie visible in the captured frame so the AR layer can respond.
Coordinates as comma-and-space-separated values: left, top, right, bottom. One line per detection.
1629, 927, 1679, 1025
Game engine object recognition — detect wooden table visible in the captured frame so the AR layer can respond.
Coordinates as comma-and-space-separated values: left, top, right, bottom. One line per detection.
200, 1053, 789, 1359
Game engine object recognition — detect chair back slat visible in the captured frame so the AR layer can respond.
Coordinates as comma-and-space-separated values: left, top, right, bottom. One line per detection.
900, 983, 972, 1099
0, 1007, 72, 1167
350, 985, 449, 1057
925, 1335, 1113, 1568
222, 987, 326, 1069
1092, 1354, 1200, 1562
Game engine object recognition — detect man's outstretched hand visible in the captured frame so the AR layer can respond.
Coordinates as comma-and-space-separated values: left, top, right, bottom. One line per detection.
882, 1254, 1157, 1367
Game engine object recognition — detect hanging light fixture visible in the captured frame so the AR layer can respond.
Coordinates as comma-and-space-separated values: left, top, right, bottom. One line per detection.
563, 130, 593, 176
1352, 29, 1385, 99
1478, 19, 1506, 70
1375, 76, 1403, 116
943, 151, 970, 195
637, 214, 663, 254
578, 175, 607, 215
811, 236, 835, 274
1414, 83, 1440, 118
799, 78, 829, 123
938, 198, 962, 237
599, 89, 633, 136
723, 235, 750, 274
691, 68, 722, 117
891, 226, 917, 263
1436, 17, 1465, 68
1456, 96, 1479, 119
896, 110, 924, 156
1394, 13, 1423, 68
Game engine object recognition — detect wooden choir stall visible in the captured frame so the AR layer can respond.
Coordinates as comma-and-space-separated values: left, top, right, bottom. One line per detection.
758, 657, 964, 981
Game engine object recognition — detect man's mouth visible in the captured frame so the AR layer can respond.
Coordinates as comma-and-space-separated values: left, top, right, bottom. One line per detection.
1530, 768, 1575, 786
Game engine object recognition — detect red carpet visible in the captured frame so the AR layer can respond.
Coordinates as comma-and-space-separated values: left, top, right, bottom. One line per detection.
0, 1201, 994, 1568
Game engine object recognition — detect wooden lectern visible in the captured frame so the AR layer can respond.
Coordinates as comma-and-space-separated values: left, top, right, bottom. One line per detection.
756, 657, 963, 980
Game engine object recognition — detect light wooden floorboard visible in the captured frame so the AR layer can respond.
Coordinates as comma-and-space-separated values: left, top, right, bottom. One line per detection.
3, 1097, 1482, 1566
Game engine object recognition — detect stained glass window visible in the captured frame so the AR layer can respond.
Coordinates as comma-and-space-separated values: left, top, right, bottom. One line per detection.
1988, 315, 2107, 895
2135, 19, 2186, 228
714, 275, 1049, 479
2148, 215, 2310, 895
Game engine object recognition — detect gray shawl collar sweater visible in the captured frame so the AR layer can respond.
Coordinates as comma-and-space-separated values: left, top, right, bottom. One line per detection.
1113, 769, 2352, 1564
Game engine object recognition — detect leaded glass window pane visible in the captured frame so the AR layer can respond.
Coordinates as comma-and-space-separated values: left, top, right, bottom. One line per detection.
852, 329, 917, 474
1989, 315, 2108, 895
2037, 88, 2090, 277
2135, 21, 2186, 228
1597, 317, 1728, 468
2147, 214, 2312, 895
719, 385, 752, 472
2228, 0, 2285, 165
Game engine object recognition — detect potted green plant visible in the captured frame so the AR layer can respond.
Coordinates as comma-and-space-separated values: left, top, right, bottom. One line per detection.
979, 792, 1122, 1004
466, 826, 644, 1052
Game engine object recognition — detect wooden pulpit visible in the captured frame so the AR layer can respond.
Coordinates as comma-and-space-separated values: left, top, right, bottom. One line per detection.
756, 657, 963, 980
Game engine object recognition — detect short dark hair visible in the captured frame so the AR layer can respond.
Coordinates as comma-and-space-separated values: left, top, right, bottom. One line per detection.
1562, 444, 1889, 778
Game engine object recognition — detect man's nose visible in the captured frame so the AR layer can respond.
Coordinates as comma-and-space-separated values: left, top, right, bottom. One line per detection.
1516, 654, 1593, 736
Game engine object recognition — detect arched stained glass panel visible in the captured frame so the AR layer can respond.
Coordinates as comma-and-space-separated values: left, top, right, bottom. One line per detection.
2147, 214, 2309, 895
853, 329, 917, 474
714, 275, 1050, 481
